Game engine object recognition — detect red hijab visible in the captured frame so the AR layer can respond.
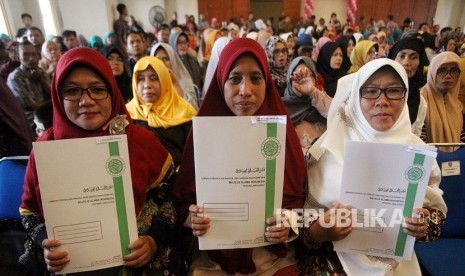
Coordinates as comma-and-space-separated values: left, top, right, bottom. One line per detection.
21, 48, 171, 216
172, 38, 306, 274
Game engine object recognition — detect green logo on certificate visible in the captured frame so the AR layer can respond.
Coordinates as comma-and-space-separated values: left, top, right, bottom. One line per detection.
261, 137, 281, 160
405, 165, 425, 183
106, 156, 125, 177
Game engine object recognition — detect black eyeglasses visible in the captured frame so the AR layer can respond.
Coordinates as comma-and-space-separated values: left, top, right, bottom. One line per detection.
360, 87, 407, 100
437, 67, 461, 78
60, 86, 110, 101
177, 40, 189, 46
273, 48, 288, 55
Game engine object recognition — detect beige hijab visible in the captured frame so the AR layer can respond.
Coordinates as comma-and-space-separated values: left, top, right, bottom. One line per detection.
420, 51, 462, 151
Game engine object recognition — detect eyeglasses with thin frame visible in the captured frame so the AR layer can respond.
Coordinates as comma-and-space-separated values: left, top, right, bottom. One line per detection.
437, 67, 461, 78
360, 86, 407, 100
177, 40, 189, 46
273, 48, 288, 55
60, 86, 110, 101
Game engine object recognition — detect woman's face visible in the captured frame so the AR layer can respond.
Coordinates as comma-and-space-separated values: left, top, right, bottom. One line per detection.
347, 39, 355, 57
62, 67, 112, 130
154, 48, 172, 69
224, 55, 266, 116
272, 42, 288, 68
47, 43, 61, 61
365, 46, 378, 63
434, 62, 461, 94
395, 49, 420, 78
360, 68, 405, 132
176, 35, 189, 55
446, 39, 457, 52
107, 53, 124, 76
137, 66, 161, 103
286, 37, 295, 52
330, 47, 343, 69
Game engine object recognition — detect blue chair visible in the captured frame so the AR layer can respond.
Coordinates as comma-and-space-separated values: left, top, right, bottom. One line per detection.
415, 147, 465, 275
0, 156, 28, 219
0, 156, 29, 275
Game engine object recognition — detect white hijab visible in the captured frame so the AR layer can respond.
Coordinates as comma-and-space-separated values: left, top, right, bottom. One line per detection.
150, 43, 199, 110
307, 58, 446, 275
202, 37, 231, 96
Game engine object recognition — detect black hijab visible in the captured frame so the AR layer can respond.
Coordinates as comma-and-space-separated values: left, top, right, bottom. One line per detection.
316, 42, 346, 97
388, 37, 428, 123
102, 46, 133, 103
336, 35, 356, 73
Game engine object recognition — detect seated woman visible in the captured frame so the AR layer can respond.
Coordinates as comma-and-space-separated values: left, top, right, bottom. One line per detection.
150, 42, 199, 110
348, 40, 378, 73
299, 58, 446, 275
126, 56, 196, 168
38, 40, 61, 78
420, 51, 463, 151
172, 38, 306, 274
265, 36, 290, 96
169, 31, 203, 94
335, 35, 356, 73
103, 46, 133, 103
282, 56, 329, 154
19, 48, 182, 275
316, 42, 346, 97
388, 37, 429, 137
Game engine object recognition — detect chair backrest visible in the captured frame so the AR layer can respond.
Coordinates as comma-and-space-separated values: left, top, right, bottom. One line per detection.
0, 157, 28, 219
436, 147, 465, 238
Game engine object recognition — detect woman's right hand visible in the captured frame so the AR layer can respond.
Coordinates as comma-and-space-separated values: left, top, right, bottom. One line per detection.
189, 204, 210, 237
290, 67, 317, 97
42, 239, 69, 272
310, 202, 353, 242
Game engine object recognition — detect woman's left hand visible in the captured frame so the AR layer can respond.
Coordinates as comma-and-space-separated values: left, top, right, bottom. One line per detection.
265, 214, 290, 243
403, 208, 430, 238
123, 235, 157, 268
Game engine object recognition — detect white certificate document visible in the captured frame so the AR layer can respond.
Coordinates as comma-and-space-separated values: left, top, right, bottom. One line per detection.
193, 116, 287, 250
34, 135, 138, 274
333, 141, 437, 260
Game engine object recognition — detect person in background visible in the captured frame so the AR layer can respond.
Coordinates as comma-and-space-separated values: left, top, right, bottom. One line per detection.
265, 36, 290, 96
336, 34, 356, 73
51, 36, 65, 52
25, 27, 44, 56
19, 47, 182, 275
282, 56, 328, 153
172, 37, 306, 275
202, 37, 230, 96
151, 42, 200, 110
16, 13, 32, 40
388, 37, 429, 136
0, 77, 34, 158
0, 42, 20, 80
88, 35, 104, 52
7, 41, 51, 128
125, 31, 147, 78
169, 31, 203, 93
114, 3, 130, 45
38, 40, 61, 78
102, 32, 118, 54
348, 40, 378, 73
420, 51, 463, 151
61, 30, 78, 53
103, 46, 132, 103
316, 42, 346, 97
126, 56, 196, 167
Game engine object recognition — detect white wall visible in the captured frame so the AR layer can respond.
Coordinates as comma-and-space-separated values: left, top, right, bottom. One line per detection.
123, 0, 164, 33
434, 0, 465, 29
4, 0, 43, 39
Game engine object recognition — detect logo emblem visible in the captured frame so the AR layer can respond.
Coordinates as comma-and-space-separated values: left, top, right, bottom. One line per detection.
261, 137, 281, 160
106, 156, 125, 177
405, 165, 425, 183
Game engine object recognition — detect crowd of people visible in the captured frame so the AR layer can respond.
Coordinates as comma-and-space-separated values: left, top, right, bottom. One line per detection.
0, 4, 463, 275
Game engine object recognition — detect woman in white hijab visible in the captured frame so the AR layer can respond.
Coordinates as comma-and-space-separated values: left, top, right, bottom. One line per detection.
299, 59, 447, 275
151, 42, 199, 110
